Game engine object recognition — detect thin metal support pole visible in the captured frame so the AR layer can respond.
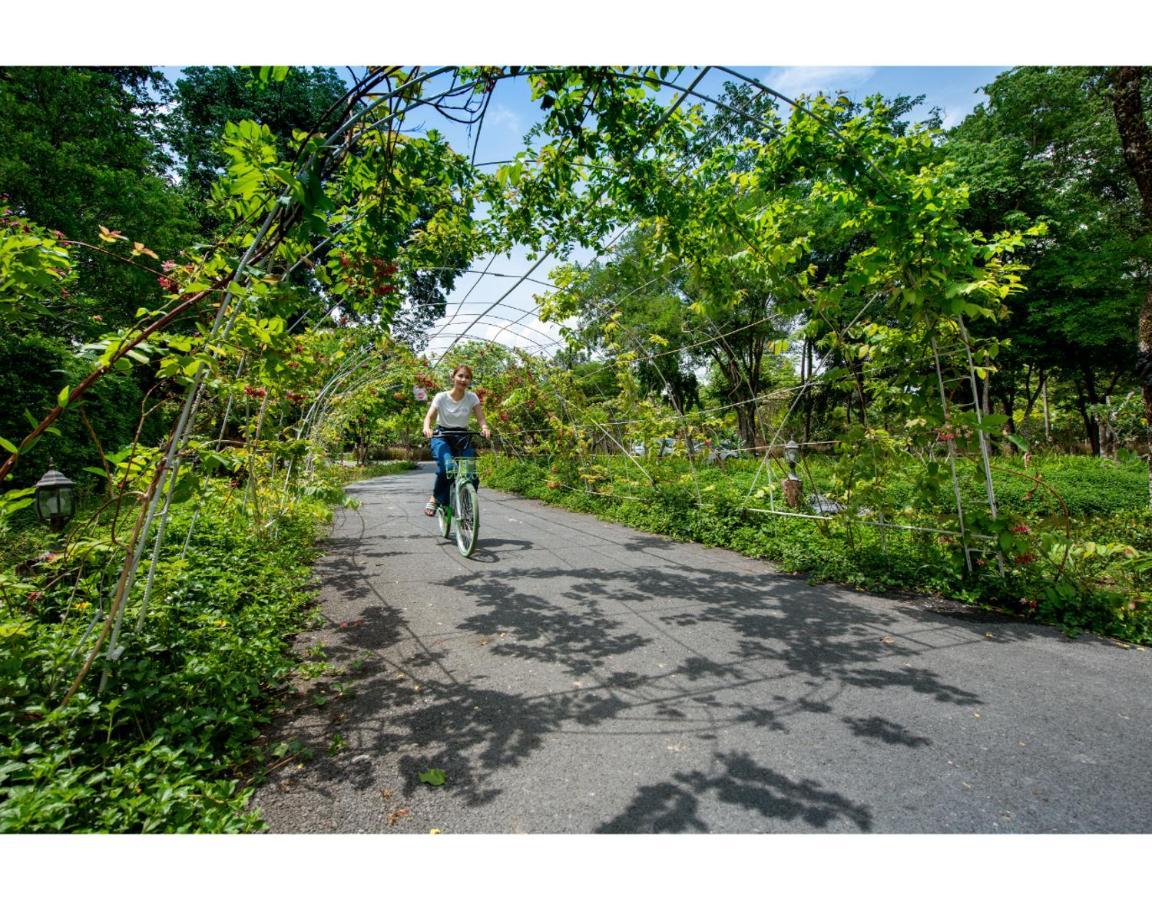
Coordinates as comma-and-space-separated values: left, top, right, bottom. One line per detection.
956, 316, 1004, 576
98, 206, 282, 691
931, 334, 972, 574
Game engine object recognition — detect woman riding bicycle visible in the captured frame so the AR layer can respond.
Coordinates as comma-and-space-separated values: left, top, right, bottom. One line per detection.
422, 364, 490, 516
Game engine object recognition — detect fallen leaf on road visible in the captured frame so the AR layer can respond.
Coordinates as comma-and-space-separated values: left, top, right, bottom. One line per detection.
429, 829, 442, 834
419, 768, 447, 787
381, 789, 393, 800
881, 636, 895, 644
387, 807, 411, 826
984, 633, 995, 639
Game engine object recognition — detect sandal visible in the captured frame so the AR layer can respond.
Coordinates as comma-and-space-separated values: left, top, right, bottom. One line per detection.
423, 500, 437, 517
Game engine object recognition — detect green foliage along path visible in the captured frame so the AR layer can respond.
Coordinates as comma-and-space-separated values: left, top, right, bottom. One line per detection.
2, 65, 1151, 831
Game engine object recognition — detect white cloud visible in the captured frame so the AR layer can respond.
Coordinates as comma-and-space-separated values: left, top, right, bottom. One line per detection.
487, 104, 523, 135
766, 67, 878, 100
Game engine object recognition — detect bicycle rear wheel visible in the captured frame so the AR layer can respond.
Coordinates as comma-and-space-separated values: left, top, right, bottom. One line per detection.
455, 481, 479, 557
436, 498, 451, 538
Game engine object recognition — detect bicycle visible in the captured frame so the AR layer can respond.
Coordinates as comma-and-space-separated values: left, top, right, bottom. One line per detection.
433, 431, 483, 558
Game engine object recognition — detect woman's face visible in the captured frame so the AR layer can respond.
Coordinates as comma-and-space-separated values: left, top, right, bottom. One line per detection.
453, 369, 472, 389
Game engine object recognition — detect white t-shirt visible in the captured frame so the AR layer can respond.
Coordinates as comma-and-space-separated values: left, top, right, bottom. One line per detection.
431, 390, 480, 429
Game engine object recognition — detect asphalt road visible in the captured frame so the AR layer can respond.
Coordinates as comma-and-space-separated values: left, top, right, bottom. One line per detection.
250, 465, 1152, 833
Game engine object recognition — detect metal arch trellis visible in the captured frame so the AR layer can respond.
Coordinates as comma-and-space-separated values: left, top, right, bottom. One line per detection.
36, 64, 1011, 704
64, 67, 488, 700
535, 73, 1002, 559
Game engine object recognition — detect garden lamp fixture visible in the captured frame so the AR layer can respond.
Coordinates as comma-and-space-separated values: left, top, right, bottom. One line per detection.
34, 461, 76, 531
784, 440, 801, 481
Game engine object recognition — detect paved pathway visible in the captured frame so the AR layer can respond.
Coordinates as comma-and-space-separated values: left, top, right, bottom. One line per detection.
251, 466, 1152, 833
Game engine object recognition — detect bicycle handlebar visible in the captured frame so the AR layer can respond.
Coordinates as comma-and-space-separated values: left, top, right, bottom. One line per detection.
419, 430, 491, 446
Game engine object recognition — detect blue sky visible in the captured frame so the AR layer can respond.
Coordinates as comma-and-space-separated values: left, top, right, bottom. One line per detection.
448, 66, 1008, 160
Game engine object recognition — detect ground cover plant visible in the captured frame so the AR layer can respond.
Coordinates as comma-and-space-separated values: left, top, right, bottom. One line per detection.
0, 476, 338, 831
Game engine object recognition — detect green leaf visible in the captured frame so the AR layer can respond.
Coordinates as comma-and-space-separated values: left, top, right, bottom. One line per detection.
0, 436, 17, 454
256, 66, 291, 85
1006, 433, 1029, 452
169, 472, 200, 504
57, 385, 71, 408
418, 768, 446, 786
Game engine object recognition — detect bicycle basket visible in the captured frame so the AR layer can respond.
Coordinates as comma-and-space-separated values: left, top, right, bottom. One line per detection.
454, 457, 478, 479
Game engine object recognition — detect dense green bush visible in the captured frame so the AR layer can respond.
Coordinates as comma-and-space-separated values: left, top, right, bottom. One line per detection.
0, 481, 335, 832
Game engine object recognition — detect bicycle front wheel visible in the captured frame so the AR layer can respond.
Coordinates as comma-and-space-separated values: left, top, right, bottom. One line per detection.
454, 481, 479, 557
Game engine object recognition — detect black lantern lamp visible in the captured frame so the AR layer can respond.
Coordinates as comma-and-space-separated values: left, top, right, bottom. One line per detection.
784, 440, 801, 481
34, 461, 76, 531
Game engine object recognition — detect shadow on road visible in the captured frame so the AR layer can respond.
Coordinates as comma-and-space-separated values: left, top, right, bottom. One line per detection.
255, 473, 1042, 832
597, 751, 874, 833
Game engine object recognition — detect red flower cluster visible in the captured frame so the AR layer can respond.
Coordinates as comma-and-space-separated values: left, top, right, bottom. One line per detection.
243, 385, 267, 399
285, 391, 307, 404
937, 431, 955, 442
1013, 553, 1038, 566
1009, 523, 1031, 534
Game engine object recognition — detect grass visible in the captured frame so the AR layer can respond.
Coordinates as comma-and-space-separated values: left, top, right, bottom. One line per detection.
479, 450, 1152, 644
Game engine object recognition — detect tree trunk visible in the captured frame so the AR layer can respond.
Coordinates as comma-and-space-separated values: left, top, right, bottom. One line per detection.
1073, 376, 1101, 456
1042, 376, 1051, 442
1112, 66, 1152, 508
1001, 395, 1016, 448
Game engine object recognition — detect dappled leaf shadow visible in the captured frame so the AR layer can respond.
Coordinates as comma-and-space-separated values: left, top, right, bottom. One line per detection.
597, 751, 873, 833
254, 474, 1025, 831
842, 715, 931, 747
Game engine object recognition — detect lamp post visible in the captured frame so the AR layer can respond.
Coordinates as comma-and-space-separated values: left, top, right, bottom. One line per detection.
34, 461, 76, 532
782, 440, 802, 508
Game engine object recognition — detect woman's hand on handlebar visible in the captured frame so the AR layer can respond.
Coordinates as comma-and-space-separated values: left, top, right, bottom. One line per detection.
480, 426, 491, 440
423, 425, 433, 439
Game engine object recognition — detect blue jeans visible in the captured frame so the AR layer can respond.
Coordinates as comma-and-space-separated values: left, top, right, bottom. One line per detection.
430, 434, 477, 507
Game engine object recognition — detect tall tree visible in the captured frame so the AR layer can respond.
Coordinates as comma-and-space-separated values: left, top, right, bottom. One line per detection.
167, 66, 350, 210
947, 67, 1143, 452
0, 66, 196, 336
1111, 66, 1152, 504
